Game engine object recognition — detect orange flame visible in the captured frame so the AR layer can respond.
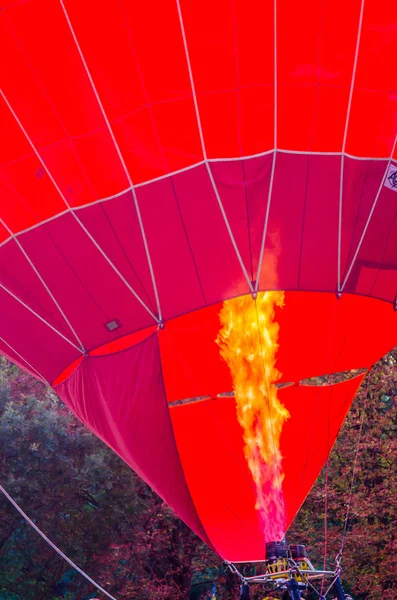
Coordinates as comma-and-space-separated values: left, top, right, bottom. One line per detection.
217, 292, 289, 541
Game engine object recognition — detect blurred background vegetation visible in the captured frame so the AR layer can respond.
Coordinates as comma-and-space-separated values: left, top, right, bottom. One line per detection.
0, 352, 395, 600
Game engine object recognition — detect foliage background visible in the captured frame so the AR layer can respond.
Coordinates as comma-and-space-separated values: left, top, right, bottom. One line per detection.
0, 352, 396, 600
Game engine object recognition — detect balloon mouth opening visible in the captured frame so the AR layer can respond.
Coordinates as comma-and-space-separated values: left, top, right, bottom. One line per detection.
167, 367, 368, 407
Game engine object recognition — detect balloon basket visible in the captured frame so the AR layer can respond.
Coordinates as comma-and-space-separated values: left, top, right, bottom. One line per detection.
227, 543, 347, 600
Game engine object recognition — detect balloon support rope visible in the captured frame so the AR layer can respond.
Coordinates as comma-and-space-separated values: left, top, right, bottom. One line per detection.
0, 484, 118, 600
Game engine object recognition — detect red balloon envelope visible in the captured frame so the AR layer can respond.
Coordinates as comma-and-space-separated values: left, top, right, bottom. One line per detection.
1, 0, 397, 561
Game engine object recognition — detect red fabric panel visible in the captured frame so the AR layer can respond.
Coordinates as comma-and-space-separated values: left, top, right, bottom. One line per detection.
170, 374, 365, 561
1, 2, 128, 204
0, 100, 66, 233
160, 293, 397, 402
159, 304, 231, 402
1, 0, 396, 248
346, 0, 397, 158
61, 0, 202, 181
56, 334, 213, 549
278, 0, 362, 152
178, 0, 274, 157
52, 357, 84, 387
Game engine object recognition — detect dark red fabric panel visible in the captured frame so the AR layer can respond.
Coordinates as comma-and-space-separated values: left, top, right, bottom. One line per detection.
210, 156, 273, 283
343, 183, 397, 302
55, 334, 213, 549
18, 211, 156, 354
340, 158, 388, 287
170, 374, 365, 561
171, 164, 250, 304
0, 286, 79, 384
0, 343, 46, 382
76, 193, 157, 315
0, 238, 79, 342
296, 154, 340, 290
259, 152, 309, 290
135, 177, 208, 318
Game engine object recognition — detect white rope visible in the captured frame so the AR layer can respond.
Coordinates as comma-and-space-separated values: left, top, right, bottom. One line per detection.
59, 0, 162, 322
0, 218, 86, 353
0, 336, 49, 384
254, 0, 278, 292
175, 0, 253, 293
0, 88, 159, 324
337, 0, 365, 291
0, 282, 83, 354
0, 484, 118, 600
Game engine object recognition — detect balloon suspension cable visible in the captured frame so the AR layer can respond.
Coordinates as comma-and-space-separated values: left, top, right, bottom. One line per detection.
321, 371, 332, 596
0, 484, 118, 600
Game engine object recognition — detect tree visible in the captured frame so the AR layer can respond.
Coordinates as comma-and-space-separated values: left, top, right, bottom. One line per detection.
288, 351, 397, 600
0, 357, 216, 599
0, 350, 396, 599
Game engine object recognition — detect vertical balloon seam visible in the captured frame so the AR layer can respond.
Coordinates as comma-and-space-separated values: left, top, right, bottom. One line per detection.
175, 0, 254, 293
59, 0, 163, 322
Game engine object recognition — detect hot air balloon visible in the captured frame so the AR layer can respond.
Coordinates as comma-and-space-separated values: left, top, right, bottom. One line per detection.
1, 0, 397, 596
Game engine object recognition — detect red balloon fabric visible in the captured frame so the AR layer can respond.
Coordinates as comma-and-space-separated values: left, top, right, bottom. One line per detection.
1, 0, 397, 560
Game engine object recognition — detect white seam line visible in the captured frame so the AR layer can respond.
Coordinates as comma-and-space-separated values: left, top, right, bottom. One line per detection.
59, 0, 162, 321
0, 89, 159, 324
254, 0, 278, 293
0, 149, 389, 177
175, 0, 253, 293
0, 336, 49, 384
341, 135, 397, 291
0, 148, 389, 247
1, 218, 86, 353
0, 149, 391, 252
0, 485, 118, 600
338, 0, 365, 291
0, 282, 83, 353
